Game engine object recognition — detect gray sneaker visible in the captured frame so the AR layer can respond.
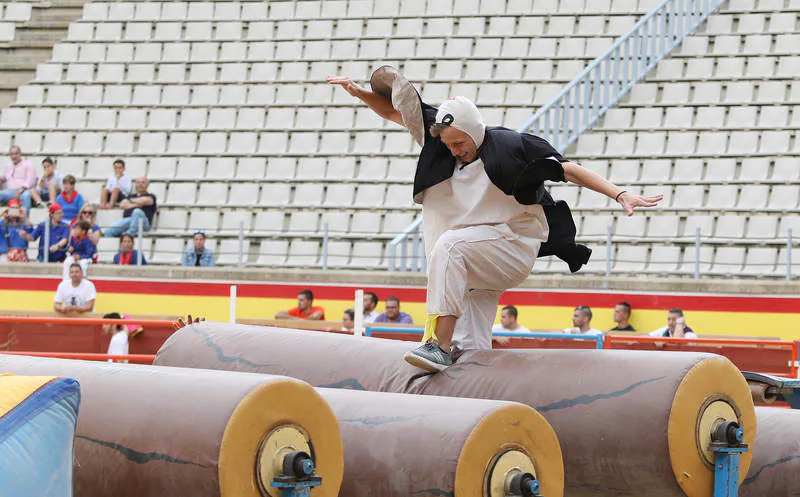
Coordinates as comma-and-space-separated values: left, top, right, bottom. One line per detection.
404, 342, 453, 372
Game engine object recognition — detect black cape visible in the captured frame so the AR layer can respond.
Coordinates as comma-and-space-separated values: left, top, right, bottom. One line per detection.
414, 103, 592, 273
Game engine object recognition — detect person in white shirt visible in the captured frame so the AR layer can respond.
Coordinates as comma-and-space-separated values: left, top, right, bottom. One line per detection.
328, 68, 660, 372
363, 291, 379, 324
564, 306, 603, 336
102, 312, 129, 362
99, 159, 132, 209
492, 305, 529, 346
54, 263, 96, 314
649, 308, 698, 338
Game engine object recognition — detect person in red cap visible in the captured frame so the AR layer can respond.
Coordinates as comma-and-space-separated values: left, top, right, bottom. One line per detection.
1, 198, 31, 262
18, 202, 70, 262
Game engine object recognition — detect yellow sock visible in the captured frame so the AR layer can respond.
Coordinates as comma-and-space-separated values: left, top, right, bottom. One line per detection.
422, 313, 440, 343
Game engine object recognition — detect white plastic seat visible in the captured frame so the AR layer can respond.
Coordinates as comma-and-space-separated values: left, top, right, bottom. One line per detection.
221, 210, 252, 234
350, 212, 382, 234
286, 240, 320, 267
151, 238, 186, 265
738, 185, 769, 209
254, 211, 285, 233
259, 183, 291, 207
155, 209, 188, 232
147, 157, 177, 180
256, 239, 288, 265
287, 211, 319, 233
188, 210, 219, 232
715, 215, 746, 239
745, 215, 778, 239
646, 246, 681, 273
350, 241, 384, 268
742, 247, 777, 276
166, 183, 197, 205
354, 184, 386, 207
613, 245, 648, 273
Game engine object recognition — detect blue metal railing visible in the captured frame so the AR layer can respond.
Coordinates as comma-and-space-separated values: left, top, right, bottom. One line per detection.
386, 0, 727, 272
365, 327, 605, 349
520, 0, 728, 151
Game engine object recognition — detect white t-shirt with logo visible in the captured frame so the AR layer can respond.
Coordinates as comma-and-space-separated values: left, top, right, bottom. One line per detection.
420, 158, 550, 261
54, 279, 96, 309
363, 310, 379, 324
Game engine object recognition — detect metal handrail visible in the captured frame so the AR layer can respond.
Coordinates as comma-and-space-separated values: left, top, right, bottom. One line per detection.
386, 215, 424, 272
520, 0, 728, 151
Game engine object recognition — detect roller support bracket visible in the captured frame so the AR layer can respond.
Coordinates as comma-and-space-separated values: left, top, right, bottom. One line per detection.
507, 472, 543, 497
271, 451, 322, 497
709, 421, 748, 497
743, 371, 800, 409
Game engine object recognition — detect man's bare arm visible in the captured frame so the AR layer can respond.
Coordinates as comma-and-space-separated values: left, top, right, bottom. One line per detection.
326, 76, 404, 127
74, 299, 95, 313
562, 162, 662, 216
306, 311, 324, 321
275, 310, 297, 320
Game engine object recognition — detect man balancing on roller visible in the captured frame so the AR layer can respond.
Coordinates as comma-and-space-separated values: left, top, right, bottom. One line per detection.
328, 67, 662, 372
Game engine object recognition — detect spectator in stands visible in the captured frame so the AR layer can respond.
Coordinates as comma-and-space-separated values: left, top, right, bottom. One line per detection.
29, 157, 61, 207
55, 175, 84, 223
71, 204, 103, 245
181, 230, 215, 267
99, 159, 132, 210
275, 289, 325, 320
0, 146, 35, 215
113, 233, 147, 265
54, 262, 96, 314
610, 301, 636, 331
341, 308, 355, 332
375, 296, 414, 324
491, 305, 529, 346
649, 308, 698, 338
2, 199, 30, 262
62, 221, 96, 279
363, 291, 379, 323
19, 203, 70, 262
564, 306, 603, 335
493, 305, 529, 333
104, 176, 156, 238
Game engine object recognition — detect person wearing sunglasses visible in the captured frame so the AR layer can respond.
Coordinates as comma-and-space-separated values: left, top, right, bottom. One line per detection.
70, 204, 103, 246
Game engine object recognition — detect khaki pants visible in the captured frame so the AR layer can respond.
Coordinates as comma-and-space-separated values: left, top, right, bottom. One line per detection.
426, 224, 540, 351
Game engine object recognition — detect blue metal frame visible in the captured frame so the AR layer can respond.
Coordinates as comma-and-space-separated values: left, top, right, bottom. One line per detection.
365, 327, 605, 349
271, 481, 321, 497
742, 372, 800, 409
712, 446, 747, 497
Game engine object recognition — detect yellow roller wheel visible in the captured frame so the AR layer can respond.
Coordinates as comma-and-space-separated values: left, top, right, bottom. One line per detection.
668, 356, 755, 497
455, 403, 563, 497
219, 378, 343, 497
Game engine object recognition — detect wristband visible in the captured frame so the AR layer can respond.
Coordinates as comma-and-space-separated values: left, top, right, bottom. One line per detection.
615, 191, 627, 203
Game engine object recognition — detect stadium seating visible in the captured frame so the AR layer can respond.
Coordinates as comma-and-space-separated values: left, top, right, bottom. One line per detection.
0, 0, 795, 276
564, 0, 799, 276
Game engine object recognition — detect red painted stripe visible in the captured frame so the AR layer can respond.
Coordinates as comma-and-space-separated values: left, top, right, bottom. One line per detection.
1, 276, 797, 313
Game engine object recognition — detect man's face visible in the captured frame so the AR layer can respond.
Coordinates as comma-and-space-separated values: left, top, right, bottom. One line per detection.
500, 309, 515, 329
43, 162, 54, 175
51, 210, 63, 223
135, 177, 148, 193
193, 234, 205, 251
363, 294, 375, 312
113, 162, 125, 178
297, 294, 311, 312
385, 300, 399, 320
572, 310, 588, 328
69, 266, 82, 284
613, 305, 628, 323
438, 127, 478, 163
121, 236, 134, 251
667, 312, 680, 331
9, 147, 21, 164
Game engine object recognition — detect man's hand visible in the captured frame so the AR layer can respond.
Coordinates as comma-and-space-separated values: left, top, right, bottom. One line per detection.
12, 188, 23, 200
325, 76, 364, 97
173, 314, 205, 331
617, 192, 663, 216
493, 336, 511, 346
119, 199, 132, 210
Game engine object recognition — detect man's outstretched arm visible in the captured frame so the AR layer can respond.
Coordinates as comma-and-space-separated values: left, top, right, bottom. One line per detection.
562, 161, 663, 216
326, 76, 405, 127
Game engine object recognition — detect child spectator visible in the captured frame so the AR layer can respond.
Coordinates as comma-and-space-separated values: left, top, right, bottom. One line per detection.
70, 204, 103, 245
101, 312, 141, 362
30, 157, 62, 206
62, 220, 96, 279
99, 159, 132, 209
2, 199, 30, 262
113, 233, 147, 265
55, 175, 84, 222
19, 203, 70, 262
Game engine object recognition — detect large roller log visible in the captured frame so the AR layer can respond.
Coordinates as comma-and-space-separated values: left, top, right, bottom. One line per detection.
0, 355, 343, 497
740, 406, 800, 497
320, 388, 564, 497
156, 323, 756, 497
